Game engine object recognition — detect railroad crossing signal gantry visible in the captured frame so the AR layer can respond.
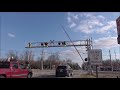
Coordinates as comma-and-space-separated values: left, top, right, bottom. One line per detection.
25, 39, 92, 48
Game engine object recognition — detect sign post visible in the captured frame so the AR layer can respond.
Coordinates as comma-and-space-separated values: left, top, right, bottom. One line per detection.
88, 49, 102, 78
96, 65, 98, 78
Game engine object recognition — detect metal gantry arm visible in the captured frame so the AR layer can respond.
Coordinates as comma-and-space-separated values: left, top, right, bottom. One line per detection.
25, 39, 92, 48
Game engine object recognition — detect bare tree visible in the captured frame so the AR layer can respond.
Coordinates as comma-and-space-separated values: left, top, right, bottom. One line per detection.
19, 50, 34, 63
6, 50, 18, 59
47, 52, 60, 61
47, 52, 60, 69
66, 58, 72, 64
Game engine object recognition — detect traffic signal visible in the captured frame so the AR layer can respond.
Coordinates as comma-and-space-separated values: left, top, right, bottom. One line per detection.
28, 43, 31, 48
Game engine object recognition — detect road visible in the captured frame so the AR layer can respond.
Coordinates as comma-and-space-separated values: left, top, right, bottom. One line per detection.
94, 71, 120, 78
32, 69, 120, 78
32, 69, 87, 78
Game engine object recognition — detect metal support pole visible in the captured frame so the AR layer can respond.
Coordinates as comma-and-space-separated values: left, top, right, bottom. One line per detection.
41, 48, 44, 70
96, 65, 98, 78
87, 39, 93, 75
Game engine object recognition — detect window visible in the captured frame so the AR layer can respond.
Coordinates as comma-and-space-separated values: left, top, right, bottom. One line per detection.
57, 66, 67, 69
0, 62, 10, 68
12, 63, 18, 69
19, 64, 25, 69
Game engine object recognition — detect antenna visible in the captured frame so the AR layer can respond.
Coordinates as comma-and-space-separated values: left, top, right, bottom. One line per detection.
61, 25, 84, 63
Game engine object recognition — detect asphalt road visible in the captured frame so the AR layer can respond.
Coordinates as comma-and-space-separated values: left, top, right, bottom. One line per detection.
32, 69, 87, 78
94, 71, 120, 78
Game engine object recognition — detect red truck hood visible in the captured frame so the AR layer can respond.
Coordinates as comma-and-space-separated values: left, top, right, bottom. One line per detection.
0, 69, 8, 74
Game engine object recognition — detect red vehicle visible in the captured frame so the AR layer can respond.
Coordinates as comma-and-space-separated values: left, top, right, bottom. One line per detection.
0, 60, 33, 78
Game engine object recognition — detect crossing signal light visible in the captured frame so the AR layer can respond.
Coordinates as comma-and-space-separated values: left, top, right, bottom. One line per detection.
85, 58, 87, 61
58, 42, 61, 45
58, 41, 66, 46
45, 42, 48, 47
28, 43, 31, 48
62, 41, 66, 46
41, 43, 43, 46
41, 42, 48, 47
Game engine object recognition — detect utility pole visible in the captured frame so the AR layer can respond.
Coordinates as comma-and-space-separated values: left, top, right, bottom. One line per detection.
114, 50, 117, 61
41, 48, 44, 70
114, 50, 118, 71
50, 52, 53, 70
109, 50, 113, 72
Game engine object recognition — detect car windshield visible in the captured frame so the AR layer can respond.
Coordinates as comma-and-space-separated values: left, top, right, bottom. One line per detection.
57, 66, 67, 69
0, 62, 10, 68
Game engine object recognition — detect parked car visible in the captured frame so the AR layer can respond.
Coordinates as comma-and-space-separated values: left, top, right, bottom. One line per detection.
0, 60, 32, 78
56, 65, 73, 77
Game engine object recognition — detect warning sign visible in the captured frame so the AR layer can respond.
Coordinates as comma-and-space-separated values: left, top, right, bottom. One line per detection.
88, 49, 102, 65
